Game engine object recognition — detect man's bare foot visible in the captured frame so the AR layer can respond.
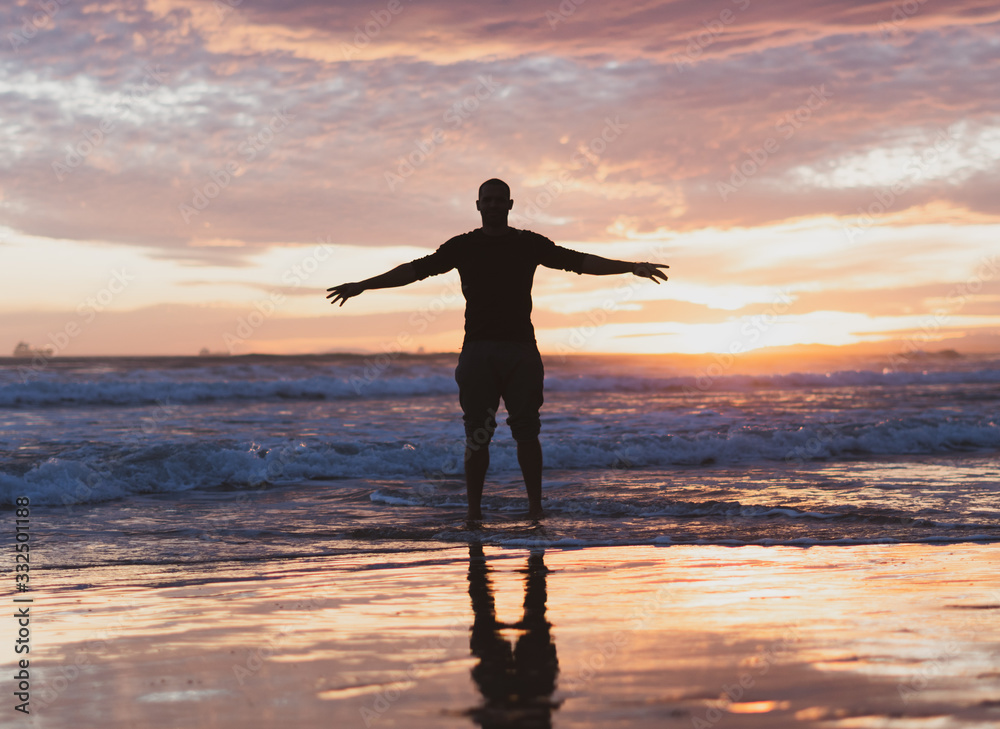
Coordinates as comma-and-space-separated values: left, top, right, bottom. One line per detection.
467, 509, 483, 521
528, 506, 545, 521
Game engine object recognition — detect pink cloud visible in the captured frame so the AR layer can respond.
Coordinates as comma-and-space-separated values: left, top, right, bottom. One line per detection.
1, 0, 997, 265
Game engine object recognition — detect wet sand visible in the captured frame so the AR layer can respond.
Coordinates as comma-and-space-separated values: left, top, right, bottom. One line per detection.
13, 543, 1000, 728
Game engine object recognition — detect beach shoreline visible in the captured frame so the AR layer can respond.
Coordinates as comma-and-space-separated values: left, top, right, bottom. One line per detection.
10, 542, 999, 728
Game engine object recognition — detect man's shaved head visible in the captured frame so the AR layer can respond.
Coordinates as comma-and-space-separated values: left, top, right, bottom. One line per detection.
478, 178, 510, 199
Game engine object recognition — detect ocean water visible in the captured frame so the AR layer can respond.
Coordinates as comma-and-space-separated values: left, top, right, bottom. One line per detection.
2, 351, 999, 569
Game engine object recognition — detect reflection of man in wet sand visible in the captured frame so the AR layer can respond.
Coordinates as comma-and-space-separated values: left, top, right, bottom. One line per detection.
327, 179, 667, 521
466, 543, 558, 727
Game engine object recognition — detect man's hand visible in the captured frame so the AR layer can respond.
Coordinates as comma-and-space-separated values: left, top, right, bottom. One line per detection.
326, 263, 419, 306
632, 262, 669, 284
326, 282, 365, 307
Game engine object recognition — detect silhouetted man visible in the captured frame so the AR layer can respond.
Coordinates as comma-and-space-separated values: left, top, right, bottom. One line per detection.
327, 178, 667, 521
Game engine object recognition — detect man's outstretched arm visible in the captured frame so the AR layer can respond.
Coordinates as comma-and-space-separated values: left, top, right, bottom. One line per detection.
326, 262, 419, 307
579, 254, 669, 284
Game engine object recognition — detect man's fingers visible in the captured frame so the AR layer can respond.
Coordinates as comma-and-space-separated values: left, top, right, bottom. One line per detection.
635, 262, 669, 284
327, 283, 357, 305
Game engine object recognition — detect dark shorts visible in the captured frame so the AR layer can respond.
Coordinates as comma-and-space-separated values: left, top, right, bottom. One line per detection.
455, 340, 544, 445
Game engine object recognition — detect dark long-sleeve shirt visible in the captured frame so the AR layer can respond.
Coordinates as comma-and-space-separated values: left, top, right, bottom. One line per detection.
411, 228, 587, 344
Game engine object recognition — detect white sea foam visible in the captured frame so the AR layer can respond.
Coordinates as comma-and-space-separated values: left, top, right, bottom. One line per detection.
3, 411, 998, 507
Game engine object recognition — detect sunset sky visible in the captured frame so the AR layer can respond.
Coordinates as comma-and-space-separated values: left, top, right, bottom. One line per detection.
2, 0, 999, 357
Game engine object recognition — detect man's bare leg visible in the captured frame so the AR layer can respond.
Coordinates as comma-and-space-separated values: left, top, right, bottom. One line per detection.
465, 444, 489, 520
517, 437, 544, 519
